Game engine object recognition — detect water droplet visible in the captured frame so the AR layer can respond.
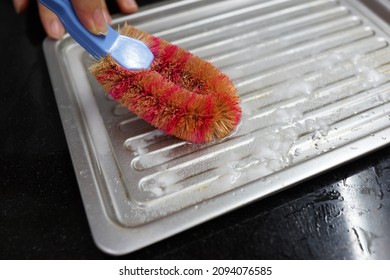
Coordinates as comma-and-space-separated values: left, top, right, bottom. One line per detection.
352, 226, 378, 256
351, 127, 361, 132
294, 148, 301, 156
312, 131, 323, 140
79, 170, 88, 178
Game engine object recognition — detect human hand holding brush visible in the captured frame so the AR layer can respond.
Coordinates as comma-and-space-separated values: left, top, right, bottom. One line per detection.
24, 0, 242, 142
13, 0, 138, 39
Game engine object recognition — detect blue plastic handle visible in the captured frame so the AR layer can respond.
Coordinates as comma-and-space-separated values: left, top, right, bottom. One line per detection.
39, 0, 116, 59
39, 0, 154, 70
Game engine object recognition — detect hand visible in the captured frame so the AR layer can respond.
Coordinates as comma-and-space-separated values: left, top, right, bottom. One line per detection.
13, 0, 139, 39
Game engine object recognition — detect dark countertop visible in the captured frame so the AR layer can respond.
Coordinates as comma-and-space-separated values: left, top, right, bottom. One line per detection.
1, 0, 390, 260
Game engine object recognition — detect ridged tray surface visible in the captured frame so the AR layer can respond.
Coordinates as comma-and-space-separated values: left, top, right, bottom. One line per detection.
43, 0, 390, 254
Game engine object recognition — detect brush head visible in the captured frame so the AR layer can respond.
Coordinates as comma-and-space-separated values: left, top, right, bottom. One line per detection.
90, 24, 241, 143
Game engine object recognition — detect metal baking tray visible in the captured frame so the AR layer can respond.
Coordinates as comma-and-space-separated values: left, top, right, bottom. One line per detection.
43, 0, 390, 255
376, 0, 390, 10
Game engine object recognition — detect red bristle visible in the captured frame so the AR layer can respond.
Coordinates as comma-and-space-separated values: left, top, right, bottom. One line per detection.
90, 24, 242, 143
149, 37, 160, 55
192, 95, 214, 142
165, 91, 197, 135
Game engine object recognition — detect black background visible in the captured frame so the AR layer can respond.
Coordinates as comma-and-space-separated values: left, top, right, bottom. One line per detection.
1, 0, 390, 259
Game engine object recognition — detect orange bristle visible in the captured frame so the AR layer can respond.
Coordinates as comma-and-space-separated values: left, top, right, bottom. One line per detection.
90, 24, 241, 143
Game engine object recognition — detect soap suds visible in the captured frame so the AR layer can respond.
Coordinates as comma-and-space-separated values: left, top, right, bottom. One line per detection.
129, 46, 389, 198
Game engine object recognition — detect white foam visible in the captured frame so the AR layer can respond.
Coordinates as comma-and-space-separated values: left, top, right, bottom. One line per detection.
135, 150, 172, 170
352, 54, 385, 88
141, 171, 183, 197
273, 107, 303, 124
126, 129, 166, 154
128, 50, 344, 197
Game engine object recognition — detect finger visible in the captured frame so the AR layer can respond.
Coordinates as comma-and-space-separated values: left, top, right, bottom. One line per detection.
116, 0, 139, 14
101, 0, 112, 25
13, 0, 29, 14
71, 0, 108, 35
38, 3, 65, 39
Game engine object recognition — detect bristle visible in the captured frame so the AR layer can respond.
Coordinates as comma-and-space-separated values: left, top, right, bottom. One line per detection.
90, 24, 241, 143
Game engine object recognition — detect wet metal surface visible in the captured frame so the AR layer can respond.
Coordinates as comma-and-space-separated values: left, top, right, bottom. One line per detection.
41, 0, 390, 255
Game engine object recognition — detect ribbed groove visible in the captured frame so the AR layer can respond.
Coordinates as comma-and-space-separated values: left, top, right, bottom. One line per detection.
104, 0, 390, 201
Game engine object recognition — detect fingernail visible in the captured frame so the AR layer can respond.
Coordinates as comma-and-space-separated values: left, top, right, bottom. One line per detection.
13, 0, 23, 14
50, 18, 64, 39
93, 9, 108, 35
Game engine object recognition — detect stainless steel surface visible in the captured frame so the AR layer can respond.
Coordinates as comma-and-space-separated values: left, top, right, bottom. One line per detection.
376, 0, 390, 10
43, 0, 390, 255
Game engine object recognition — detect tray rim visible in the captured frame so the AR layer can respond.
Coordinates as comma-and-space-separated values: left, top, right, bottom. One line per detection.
42, 0, 390, 255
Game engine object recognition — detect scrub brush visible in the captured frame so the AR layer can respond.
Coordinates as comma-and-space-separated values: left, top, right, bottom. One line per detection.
41, 0, 241, 143
91, 24, 241, 142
